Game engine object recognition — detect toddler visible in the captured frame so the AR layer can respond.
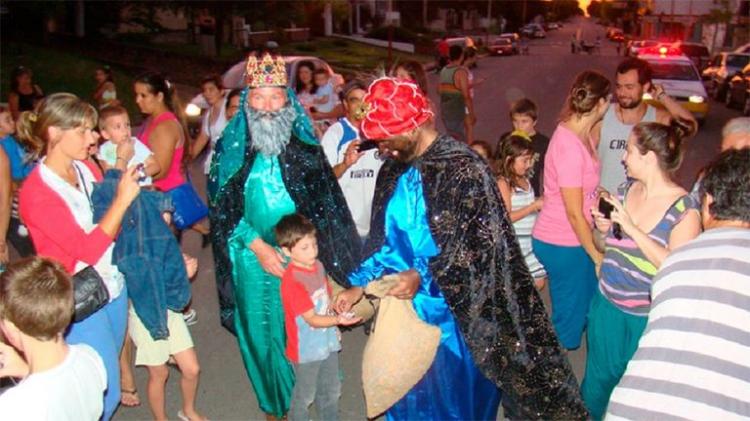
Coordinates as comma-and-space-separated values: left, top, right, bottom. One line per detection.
97, 105, 158, 185
311, 69, 337, 114
276, 213, 360, 421
496, 133, 547, 290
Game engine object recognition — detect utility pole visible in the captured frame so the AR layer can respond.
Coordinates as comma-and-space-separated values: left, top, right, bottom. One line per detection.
522, 0, 528, 25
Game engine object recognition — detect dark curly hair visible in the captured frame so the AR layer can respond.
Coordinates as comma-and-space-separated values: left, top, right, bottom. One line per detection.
700, 148, 750, 224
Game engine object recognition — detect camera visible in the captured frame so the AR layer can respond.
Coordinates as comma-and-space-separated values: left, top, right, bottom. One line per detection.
357, 140, 379, 152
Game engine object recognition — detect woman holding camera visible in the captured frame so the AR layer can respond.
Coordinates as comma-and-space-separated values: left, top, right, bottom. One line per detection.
581, 121, 701, 419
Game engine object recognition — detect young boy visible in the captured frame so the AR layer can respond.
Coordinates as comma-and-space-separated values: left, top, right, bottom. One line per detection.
97, 105, 159, 185
496, 98, 550, 196
0, 257, 107, 420
275, 214, 360, 421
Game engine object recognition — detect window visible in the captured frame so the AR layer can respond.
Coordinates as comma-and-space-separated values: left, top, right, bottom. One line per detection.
727, 55, 750, 68
648, 61, 701, 81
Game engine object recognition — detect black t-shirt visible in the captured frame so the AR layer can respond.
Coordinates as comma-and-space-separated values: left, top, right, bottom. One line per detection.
495, 131, 550, 197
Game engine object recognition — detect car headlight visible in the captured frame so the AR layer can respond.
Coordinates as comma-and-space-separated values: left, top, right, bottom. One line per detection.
688, 95, 705, 103
642, 92, 654, 100
185, 103, 202, 117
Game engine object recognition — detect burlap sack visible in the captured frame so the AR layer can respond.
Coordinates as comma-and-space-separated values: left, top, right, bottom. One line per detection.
329, 278, 377, 322
361, 275, 441, 418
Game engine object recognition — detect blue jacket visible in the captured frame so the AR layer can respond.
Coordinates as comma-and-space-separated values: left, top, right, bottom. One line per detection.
92, 170, 191, 340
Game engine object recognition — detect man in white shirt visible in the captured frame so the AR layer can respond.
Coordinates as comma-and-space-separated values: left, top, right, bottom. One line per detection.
0, 257, 106, 420
321, 80, 384, 240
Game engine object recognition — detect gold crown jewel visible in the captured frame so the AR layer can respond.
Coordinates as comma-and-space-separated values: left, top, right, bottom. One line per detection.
246, 53, 287, 88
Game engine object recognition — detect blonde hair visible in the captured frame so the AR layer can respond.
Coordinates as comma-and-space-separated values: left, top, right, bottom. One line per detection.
16, 93, 98, 157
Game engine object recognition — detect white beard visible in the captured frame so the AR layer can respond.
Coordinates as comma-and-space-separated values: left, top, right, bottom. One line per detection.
246, 103, 297, 157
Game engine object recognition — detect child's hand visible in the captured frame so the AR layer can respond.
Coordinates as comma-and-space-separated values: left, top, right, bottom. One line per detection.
533, 197, 544, 212
115, 137, 135, 163
336, 312, 362, 326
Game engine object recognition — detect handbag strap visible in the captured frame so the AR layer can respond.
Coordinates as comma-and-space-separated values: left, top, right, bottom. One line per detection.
74, 163, 94, 212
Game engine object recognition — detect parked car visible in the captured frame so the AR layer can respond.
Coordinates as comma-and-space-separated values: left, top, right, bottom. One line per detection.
674, 42, 711, 70
724, 63, 750, 115
639, 48, 710, 125
520, 24, 545, 39
627, 39, 659, 57
702, 52, 750, 100
488, 38, 515, 56
606, 28, 624, 40
546, 22, 561, 30
498, 33, 520, 53
188, 55, 345, 111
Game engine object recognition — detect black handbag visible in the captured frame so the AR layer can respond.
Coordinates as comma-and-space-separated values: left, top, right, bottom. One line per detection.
72, 266, 110, 322
71, 164, 110, 322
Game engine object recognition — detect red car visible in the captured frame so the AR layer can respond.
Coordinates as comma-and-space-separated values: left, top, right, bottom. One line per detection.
489, 38, 515, 56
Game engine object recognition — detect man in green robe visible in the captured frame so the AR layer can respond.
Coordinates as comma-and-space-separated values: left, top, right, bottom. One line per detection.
208, 54, 361, 419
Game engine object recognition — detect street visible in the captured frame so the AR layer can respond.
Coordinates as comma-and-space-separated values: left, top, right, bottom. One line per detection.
116, 17, 743, 421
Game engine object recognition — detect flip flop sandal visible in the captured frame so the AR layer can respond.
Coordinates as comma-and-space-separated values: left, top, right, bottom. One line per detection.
120, 388, 141, 407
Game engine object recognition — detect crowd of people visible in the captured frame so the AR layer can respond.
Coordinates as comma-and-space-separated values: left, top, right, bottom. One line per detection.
0, 48, 748, 421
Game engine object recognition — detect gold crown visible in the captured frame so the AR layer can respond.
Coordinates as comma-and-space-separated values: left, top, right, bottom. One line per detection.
245, 53, 287, 88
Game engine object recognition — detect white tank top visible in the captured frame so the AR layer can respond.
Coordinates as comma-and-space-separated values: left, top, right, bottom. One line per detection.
597, 105, 657, 193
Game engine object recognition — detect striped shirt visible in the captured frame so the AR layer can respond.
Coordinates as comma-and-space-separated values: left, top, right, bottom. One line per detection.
606, 227, 750, 420
510, 180, 545, 278
599, 185, 698, 315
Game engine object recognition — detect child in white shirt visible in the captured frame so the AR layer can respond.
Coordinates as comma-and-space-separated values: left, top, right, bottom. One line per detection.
0, 257, 107, 421
97, 105, 159, 186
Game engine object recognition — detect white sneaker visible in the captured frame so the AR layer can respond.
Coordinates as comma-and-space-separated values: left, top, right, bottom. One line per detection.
183, 309, 198, 326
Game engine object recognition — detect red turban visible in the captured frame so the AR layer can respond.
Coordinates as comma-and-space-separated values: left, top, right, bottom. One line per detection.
360, 77, 434, 140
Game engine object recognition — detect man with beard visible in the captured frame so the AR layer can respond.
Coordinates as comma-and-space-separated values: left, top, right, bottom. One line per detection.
335, 77, 587, 420
595, 58, 695, 193
207, 53, 361, 419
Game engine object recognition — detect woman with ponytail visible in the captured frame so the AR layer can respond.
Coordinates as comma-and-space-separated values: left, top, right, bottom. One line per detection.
16, 93, 142, 420
581, 119, 700, 419
531, 70, 611, 351
133, 72, 209, 238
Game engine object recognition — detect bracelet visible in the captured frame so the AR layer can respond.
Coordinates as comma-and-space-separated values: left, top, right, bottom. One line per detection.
657, 92, 667, 101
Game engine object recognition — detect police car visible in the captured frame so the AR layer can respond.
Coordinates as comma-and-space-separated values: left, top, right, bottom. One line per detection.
638, 46, 709, 125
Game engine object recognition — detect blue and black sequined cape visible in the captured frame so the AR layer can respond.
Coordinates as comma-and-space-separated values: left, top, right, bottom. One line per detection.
367, 135, 588, 420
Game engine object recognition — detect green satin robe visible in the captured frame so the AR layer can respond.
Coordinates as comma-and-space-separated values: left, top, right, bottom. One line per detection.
228, 154, 296, 417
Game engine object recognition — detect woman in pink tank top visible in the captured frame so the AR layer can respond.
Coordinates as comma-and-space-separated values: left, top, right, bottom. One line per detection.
134, 73, 187, 192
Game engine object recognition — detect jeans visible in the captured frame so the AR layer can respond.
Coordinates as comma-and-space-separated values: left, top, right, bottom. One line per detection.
66, 287, 129, 421
289, 352, 341, 421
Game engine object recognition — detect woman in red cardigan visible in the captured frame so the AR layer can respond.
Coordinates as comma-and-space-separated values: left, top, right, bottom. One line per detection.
16, 93, 141, 420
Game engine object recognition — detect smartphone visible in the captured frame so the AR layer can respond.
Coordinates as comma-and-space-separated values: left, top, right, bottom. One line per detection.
598, 197, 614, 219
358, 140, 379, 152
598, 197, 622, 239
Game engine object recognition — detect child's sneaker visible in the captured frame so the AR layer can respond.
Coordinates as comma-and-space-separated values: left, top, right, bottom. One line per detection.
183, 309, 198, 326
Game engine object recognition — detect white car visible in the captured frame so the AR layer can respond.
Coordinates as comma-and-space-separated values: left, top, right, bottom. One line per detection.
188, 56, 344, 112
638, 47, 709, 125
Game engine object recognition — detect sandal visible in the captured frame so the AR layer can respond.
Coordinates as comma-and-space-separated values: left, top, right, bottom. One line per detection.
120, 388, 141, 407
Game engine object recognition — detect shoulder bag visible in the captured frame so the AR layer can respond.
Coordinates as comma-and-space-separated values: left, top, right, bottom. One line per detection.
72, 163, 110, 321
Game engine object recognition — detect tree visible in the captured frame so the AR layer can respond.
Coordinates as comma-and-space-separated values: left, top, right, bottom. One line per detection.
704, 0, 733, 53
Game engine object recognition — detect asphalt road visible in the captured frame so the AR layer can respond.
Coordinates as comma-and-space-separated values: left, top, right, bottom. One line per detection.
116, 17, 743, 421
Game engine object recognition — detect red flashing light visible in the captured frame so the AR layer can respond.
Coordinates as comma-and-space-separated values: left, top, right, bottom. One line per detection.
638, 45, 682, 57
